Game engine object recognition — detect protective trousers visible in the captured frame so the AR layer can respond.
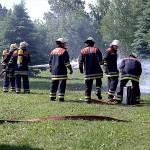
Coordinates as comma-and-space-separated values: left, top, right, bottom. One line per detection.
15, 75, 30, 93
107, 76, 118, 99
117, 79, 140, 102
3, 73, 15, 92
50, 79, 66, 101
85, 78, 102, 100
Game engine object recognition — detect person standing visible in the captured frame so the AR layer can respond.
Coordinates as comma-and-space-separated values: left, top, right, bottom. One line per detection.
1, 44, 18, 92
79, 37, 103, 103
9, 41, 31, 93
115, 53, 142, 104
49, 38, 73, 102
103, 40, 120, 99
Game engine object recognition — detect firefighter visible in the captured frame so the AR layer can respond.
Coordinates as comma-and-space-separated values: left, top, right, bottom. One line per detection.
1, 44, 18, 92
9, 41, 31, 93
49, 38, 73, 102
79, 37, 103, 103
103, 40, 120, 99
114, 53, 142, 104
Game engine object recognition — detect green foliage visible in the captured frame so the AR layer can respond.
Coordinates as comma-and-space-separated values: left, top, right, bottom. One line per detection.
100, 0, 147, 56
0, 4, 10, 51
132, 1, 150, 59
1, 0, 150, 65
45, 0, 105, 58
0, 2, 49, 75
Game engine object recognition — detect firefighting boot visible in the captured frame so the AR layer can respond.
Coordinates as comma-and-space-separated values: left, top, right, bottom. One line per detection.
108, 94, 114, 100
95, 90, 102, 100
85, 99, 91, 104
50, 97, 56, 101
58, 98, 64, 102
112, 96, 122, 104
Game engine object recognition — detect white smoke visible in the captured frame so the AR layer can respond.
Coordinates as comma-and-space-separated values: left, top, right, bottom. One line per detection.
140, 60, 150, 93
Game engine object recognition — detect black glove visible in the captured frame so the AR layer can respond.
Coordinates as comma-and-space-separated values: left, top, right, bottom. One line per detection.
103, 66, 108, 74
49, 66, 52, 72
79, 68, 83, 74
67, 65, 73, 74
69, 68, 73, 74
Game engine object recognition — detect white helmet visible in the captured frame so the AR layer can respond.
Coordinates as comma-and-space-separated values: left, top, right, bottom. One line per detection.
85, 37, 95, 43
19, 41, 29, 49
129, 53, 137, 58
111, 40, 120, 47
55, 38, 67, 44
10, 43, 18, 50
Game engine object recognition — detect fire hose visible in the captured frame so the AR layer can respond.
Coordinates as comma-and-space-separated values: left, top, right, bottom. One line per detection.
0, 100, 149, 124
90, 99, 150, 107
0, 115, 129, 124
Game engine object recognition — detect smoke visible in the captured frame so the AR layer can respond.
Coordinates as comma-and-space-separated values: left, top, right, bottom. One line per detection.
140, 60, 150, 93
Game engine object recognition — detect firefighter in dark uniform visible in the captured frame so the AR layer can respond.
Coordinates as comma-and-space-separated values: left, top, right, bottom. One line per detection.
103, 40, 120, 99
79, 37, 103, 103
115, 53, 142, 104
49, 38, 73, 102
1, 44, 18, 92
9, 41, 31, 93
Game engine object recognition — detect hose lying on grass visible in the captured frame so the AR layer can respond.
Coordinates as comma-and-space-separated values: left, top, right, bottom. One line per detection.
0, 100, 149, 124
90, 99, 150, 107
0, 115, 129, 124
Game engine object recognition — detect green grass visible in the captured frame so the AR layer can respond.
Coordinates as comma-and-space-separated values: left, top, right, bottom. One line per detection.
0, 70, 150, 150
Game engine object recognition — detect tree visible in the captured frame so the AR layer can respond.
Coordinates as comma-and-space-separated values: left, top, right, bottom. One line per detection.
3, 1, 47, 66
0, 4, 8, 19
132, 1, 150, 58
100, 0, 147, 56
88, 0, 110, 52
44, 0, 104, 59
0, 4, 10, 51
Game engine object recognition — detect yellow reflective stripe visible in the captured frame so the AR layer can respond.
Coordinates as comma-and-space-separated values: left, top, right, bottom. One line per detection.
108, 92, 115, 96
52, 78, 67, 80
121, 77, 139, 82
50, 96, 56, 98
106, 74, 119, 77
85, 76, 103, 80
65, 64, 70, 67
85, 96, 91, 99
96, 87, 101, 89
116, 97, 122, 101
50, 93, 56, 95
58, 96, 64, 98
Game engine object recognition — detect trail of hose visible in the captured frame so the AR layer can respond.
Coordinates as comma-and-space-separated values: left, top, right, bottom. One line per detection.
0, 99, 149, 124
0, 115, 129, 124
91, 99, 150, 107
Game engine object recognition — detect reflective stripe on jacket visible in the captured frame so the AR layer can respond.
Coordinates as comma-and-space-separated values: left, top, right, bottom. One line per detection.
79, 46, 103, 79
49, 47, 71, 80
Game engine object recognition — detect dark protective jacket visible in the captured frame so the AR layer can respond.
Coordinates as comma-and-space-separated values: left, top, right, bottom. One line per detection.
9, 49, 30, 75
119, 57, 142, 82
79, 46, 103, 79
49, 47, 71, 80
2, 50, 14, 72
103, 47, 119, 77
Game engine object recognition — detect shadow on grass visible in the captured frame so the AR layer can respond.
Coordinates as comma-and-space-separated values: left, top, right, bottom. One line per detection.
0, 144, 43, 150
64, 100, 85, 103
140, 100, 150, 104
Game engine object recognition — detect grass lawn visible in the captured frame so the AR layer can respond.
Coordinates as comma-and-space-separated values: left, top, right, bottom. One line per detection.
0, 70, 150, 150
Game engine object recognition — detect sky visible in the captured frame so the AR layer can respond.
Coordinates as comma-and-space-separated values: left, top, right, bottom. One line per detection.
0, 0, 96, 20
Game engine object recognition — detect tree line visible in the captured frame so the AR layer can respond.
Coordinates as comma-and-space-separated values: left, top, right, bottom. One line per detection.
0, 0, 150, 67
